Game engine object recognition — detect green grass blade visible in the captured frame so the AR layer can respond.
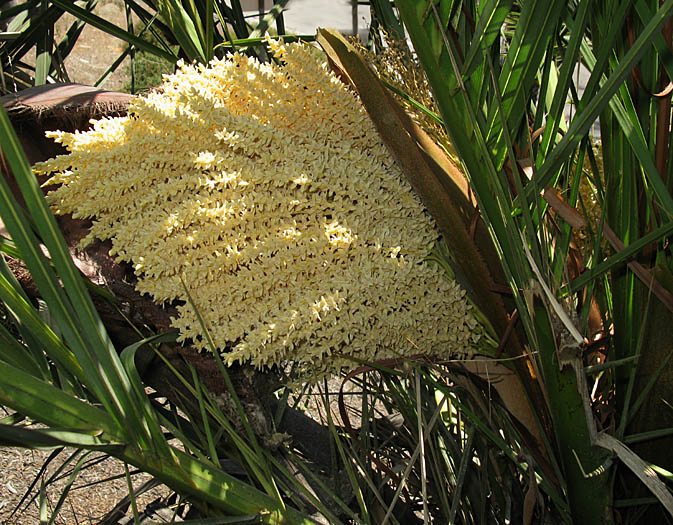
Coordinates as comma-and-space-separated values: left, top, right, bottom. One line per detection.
603, 71, 673, 216
584, 356, 639, 375
145, 343, 266, 471
123, 0, 175, 45
0, 426, 123, 450
448, 427, 475, 524
50, 0, 98, 81
159, 0, 207, 62
267, 452, 350, 524
123, 462, 141, 524
247, 0, 290, 40
0, 316, 44, 377
39, 477, 47, 524
485, 0, 565, 168
120, 443, 315, 524
634, 0, 673, 83
46, 452, 89, 525
0, 360, 120, 437
323, 400, 369, 523
393, 0, 531, 297
537, 0, 591, 162
205, 0, 214, 56
624, 428, 673, 445
369, 0, 406, 42
0, 235, 21, 259
34, 1, 52, 85
226, 0, 251, 39
484, 55, 538, 258
0, 254, 59, 378
189, 365, 221, 468
94, 11, 164, 88
425, 368, 568, 513
148, 341, 287, 503
0, 108, 157, 446
214, 34, 314, 52
0, 256, 84, 380
177, 518, 265, 524
463, 0, 512, 77
565, 221, 673, 294
185, 0, 208, 48
119, 335, 175, 456
531, 0, 673, 195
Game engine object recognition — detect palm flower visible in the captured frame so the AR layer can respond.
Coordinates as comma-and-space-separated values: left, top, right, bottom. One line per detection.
35, 41, 480, 377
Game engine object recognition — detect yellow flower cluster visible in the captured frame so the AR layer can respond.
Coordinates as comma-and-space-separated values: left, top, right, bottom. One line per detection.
36, 41, 478, 376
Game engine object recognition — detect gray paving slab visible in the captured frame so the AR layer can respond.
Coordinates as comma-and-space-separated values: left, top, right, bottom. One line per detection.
242, 0, 371, 39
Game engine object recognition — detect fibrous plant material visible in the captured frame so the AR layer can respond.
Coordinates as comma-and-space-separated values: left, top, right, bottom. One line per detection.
355, 34, 453, 157
35, 41, 479, 377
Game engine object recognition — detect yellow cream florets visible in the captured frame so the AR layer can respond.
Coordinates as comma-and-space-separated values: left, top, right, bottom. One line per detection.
35, 41, 478, 376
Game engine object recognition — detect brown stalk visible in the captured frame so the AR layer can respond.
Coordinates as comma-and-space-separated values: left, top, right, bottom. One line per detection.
541, 186, 586, 229
603, 222, 673, 313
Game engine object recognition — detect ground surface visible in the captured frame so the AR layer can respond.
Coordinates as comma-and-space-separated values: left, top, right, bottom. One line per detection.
0, 438, 171, 524
54, 1, 130, 90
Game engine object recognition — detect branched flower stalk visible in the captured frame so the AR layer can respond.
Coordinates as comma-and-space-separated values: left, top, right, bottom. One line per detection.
35, 41, 483, 377
355, 34, 454, 157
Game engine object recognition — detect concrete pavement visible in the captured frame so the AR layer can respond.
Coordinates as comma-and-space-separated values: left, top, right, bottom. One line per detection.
241, 0, 371, 40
